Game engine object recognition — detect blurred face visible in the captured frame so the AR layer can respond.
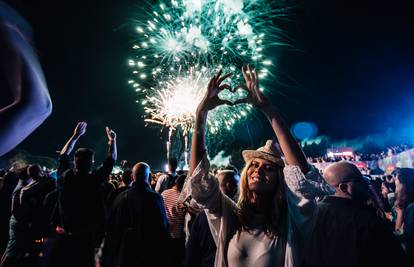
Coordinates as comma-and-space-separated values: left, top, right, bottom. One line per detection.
247, 158, 280, 194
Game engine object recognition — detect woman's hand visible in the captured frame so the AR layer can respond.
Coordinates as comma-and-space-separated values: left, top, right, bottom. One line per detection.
190, 70, 232, 175
196, 70, 233, 114
235, 64, 271, 110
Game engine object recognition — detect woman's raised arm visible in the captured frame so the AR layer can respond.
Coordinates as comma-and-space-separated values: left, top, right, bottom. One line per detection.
189, 70, 232, 175
236, 65, 309, 173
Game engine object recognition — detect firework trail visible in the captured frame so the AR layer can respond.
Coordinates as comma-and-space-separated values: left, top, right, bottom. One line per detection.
128, 0, 290, 162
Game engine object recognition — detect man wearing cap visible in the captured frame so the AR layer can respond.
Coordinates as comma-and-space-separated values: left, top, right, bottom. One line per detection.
304, 161, 408, 267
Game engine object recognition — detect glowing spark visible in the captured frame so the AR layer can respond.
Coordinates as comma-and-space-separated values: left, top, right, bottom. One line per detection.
129, 0, 288, 134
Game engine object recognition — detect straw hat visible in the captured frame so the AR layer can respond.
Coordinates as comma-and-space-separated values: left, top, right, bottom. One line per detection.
242, 140, 285, 167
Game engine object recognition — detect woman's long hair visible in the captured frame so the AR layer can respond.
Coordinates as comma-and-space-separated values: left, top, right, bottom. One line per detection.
394, 168, 414, 208
236, 160, 288, 237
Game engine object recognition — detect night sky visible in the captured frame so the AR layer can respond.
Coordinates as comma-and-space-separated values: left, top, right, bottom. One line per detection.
3, 0, 414, 169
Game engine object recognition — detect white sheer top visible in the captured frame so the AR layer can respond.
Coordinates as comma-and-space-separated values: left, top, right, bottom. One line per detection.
179, 154, 331, 267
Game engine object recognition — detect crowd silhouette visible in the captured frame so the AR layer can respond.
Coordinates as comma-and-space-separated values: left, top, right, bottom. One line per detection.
0, 2, 413, 267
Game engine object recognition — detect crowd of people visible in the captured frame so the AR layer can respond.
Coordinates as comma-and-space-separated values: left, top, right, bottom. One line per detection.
0, 68, 412, 267
309, 144, 413, 163
1, 2, 414, 267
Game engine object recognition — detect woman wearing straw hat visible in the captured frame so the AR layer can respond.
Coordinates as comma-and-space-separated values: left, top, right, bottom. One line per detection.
180, 65, 329, 267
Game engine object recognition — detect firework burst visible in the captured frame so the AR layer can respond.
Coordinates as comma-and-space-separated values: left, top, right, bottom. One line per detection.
128, 0, 289, 135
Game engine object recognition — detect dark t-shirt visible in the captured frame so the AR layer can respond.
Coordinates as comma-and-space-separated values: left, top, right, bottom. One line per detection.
54, 154, 114, 238
304, 196, 408, 267
184, 211, 216, 267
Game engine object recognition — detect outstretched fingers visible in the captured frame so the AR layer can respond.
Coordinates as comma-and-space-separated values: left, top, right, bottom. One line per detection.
72, 121, 87, 138
241, 66, 250, 82
252, 68, 258, 83
217, 72, 232, 85
246, 64, 254, 81
206, 77, 214, 94
213, 69, 223, 84
75, 121, 87, 132
77, 121, 87, 128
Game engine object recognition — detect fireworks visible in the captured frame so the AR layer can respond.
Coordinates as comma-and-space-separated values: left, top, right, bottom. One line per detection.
143, 68, 205, 132
143, 65, 255, 134
128, 0, 288, 135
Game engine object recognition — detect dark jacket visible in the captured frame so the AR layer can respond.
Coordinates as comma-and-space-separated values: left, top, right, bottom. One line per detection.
52, 154, 114, 243
304, 196, 408, 267
102, 182, 170, 267
184, 211, 216, 267
15, 176, 55, 237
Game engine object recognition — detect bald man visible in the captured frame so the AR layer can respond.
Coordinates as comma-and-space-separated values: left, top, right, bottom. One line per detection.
101, 162, 169, 267
323, 161, 370, 201
304, 161, 407, 267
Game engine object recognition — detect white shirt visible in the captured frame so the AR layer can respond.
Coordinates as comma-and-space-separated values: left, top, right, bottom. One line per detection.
227, 229, 279, 267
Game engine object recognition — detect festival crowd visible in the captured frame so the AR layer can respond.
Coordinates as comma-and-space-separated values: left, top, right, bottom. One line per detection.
1, 2, 413, 267
308, 144, 413, 163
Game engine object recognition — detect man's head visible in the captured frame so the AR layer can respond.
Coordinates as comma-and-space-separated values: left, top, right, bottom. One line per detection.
168, 157, 178, 174
74, 148, 95, 173
324, 161, 369, 201
121, 169, 132, 186
217, 170, 239, 200
132, 162, 151, 184
27, 164, 42, 181
174, 174, 186, 192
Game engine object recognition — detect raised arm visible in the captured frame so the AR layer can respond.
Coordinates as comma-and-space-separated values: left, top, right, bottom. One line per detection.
57, 122, 87, 175
105, 126, 117, 161
94, 126, 117, 183
59, 122, 87, 156
0, 5, 52, 156
237, 65, 309, 173
190, 70, 232, 175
